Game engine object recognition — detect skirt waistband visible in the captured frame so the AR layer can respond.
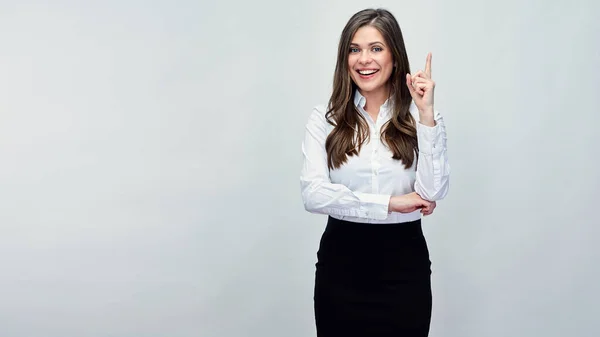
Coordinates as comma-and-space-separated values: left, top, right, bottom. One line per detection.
326, 215, 423, 236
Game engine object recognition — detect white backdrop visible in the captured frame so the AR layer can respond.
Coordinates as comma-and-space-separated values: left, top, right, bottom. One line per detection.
0, 0, 598, 336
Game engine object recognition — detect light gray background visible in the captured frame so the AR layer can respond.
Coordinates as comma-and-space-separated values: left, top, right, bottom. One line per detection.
0, 0, 598, 336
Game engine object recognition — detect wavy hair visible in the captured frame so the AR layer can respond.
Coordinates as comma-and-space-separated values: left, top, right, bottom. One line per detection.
325, 8, 418, 170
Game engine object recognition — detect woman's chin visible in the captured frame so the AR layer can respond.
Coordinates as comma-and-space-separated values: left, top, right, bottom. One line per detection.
356, 83, 385, 94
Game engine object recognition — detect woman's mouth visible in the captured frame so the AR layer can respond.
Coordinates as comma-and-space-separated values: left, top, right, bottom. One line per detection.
356, 69, 379, 79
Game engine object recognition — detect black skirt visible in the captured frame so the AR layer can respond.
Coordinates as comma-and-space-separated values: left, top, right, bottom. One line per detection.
314, 216, 432, 337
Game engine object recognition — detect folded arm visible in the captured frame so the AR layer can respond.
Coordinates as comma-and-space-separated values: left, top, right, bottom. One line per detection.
299, 106, 391, 220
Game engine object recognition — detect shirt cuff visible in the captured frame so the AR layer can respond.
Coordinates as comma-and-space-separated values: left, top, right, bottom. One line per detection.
354, 192, 390, 220
417, 122, 444, 155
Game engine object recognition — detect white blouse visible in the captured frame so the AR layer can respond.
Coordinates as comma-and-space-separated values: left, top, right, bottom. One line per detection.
299, 90, 450, 224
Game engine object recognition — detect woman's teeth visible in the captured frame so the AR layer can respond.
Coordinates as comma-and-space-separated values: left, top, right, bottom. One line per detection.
358, 69, 378, 75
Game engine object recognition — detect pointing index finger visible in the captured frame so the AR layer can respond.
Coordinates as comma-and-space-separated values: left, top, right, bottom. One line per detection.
425, 52, 432, 77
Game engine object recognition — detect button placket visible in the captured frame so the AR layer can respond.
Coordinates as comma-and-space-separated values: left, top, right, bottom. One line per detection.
372, 124, 380, 193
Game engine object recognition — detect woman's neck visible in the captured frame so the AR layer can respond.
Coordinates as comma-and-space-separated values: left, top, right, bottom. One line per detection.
359, 86, 390, 113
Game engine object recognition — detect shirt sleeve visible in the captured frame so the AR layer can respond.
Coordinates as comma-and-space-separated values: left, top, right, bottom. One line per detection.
414, 109, 451, 201
300, 106, 391, 220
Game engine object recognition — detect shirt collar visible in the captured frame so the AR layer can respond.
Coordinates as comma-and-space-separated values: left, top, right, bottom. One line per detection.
353, 89, 367, 108
353, 89, 393, 117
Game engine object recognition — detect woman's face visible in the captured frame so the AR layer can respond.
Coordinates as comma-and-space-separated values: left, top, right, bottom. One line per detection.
347, 25, 394, 96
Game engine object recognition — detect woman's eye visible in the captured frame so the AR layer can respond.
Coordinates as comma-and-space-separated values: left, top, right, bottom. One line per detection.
373, 46, 382, 52
350, 47, 359, 53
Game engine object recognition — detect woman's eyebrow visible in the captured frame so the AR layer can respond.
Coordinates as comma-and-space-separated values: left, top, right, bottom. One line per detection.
350, 41, 385, 46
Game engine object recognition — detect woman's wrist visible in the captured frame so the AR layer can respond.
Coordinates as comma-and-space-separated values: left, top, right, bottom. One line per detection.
388, 195, 400, 213
418, 107, 435, 127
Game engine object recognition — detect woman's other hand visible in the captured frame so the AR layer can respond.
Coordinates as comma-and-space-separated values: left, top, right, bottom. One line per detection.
389, 192, 434, 214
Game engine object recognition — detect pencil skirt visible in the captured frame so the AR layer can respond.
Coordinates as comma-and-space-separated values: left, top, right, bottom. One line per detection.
314, 216, 432, 337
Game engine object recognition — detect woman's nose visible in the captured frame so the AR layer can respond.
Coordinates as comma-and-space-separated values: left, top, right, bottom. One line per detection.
359, 51, 372, 64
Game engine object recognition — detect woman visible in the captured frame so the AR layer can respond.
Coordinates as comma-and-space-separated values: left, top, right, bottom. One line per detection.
299, 8, 450, 337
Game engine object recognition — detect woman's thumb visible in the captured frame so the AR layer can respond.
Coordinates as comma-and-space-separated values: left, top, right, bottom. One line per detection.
406, 73, 415, 94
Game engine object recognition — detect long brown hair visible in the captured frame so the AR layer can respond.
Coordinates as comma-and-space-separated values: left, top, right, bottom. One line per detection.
325, 8, 418, 170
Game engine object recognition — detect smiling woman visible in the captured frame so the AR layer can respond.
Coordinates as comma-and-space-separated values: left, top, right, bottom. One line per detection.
300, 7, 450, 337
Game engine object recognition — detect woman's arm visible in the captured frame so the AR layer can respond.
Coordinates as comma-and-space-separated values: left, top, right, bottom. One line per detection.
300, 106, 392, 220
407, 53, 450, 202
414, 109, 450, 201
